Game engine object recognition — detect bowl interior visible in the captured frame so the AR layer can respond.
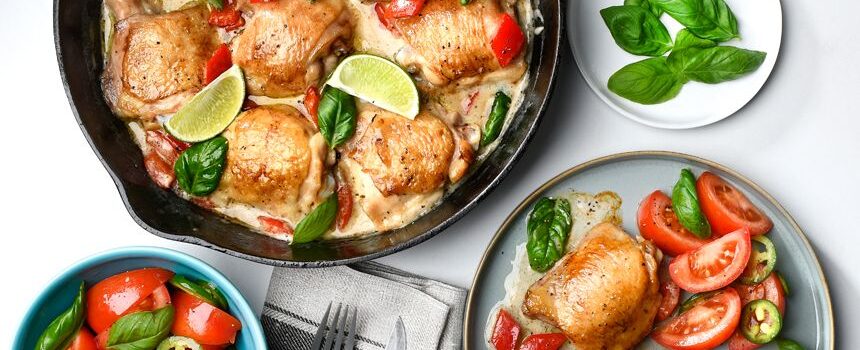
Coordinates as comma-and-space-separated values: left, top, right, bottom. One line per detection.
14, 247, 266, 349
54, 0, 561, 267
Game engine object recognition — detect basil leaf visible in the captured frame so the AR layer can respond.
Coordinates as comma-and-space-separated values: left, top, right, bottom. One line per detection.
671, 168, 711, 238
624, 0, 663, 17
292, 195, 338, 244
207, 0, 223, 10
318, 86, 357, 149
480, 91, 512, 147
668, 46, 766, 84
107, 306, 174, 350
608, 57, 686, 104
526, 197, 572, 272
650, 0, 738, 42
174, 136, 227, 196
673, 28, 716, 51
35, 282, 86, 350
169, 275, 227, 310
600, 6, 673, 56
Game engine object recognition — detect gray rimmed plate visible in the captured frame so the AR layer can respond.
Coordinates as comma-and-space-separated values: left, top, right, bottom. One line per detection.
464, 151, 833, 349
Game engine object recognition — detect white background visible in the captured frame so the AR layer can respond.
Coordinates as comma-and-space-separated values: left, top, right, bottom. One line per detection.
1, 0, 857, 347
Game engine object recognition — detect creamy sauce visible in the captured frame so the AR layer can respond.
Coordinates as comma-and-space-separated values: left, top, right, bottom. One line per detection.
485, 192, 623, 349
106, 0, 536, 241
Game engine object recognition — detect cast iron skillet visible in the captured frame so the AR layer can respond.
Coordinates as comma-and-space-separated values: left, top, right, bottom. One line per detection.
54, 0, 562, 267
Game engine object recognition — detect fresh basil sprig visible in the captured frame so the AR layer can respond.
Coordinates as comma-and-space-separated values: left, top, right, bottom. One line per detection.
174, 136, 228, 196
292, 195, 338, 244
600, 6, 673, 56
35, 282, 86, 350
169, 275, 228, 310
526, 197, 573, 272
671, 168, 711, 238
107, 306, 175, 350
624, 0, 663, 17
673, 29, 716, 52
650, 0, 739, 42
668, 46, 766, 84
318, 86, 357, 149
480, 91, 512, 147
608, 57, 686, 105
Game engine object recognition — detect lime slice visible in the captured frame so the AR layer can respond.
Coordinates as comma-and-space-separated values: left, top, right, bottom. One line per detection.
326, 54, 419, 119
166, 65, 245, 142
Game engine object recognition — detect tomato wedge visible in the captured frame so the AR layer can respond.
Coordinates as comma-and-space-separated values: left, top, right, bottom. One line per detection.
638, 190, 711, 256
205, 44, 233, 85
669, 228, 751, 293
728, 273, 787, 350
173, 290, 243, 345
518, 333, 567, 350
304, 86, 320, 127
335, 172, 353, 230
86, 268, 174, 333
126, 284, 172, 313
491, 309, 521, 350
652, 288, 742, 350
696, 172, 773, 236
491, 14, 525, 67
656, 278, 681, 322
68, 328, 98, 350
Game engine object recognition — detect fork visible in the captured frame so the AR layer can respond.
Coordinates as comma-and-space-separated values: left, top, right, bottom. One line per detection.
311, 302, 358, 350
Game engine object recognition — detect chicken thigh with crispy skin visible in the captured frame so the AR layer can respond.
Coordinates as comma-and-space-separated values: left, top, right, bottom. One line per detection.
522, 223, 662, 350
212, 106, 328, 222
102, 6, 219, 119
231, 0, 352, 97
392, 0, 521, 86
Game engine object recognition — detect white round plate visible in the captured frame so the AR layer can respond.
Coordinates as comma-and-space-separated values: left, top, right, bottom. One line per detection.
567, 0, 783, 129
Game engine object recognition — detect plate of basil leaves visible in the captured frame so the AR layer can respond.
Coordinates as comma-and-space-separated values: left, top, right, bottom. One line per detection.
567, 0, 782, 129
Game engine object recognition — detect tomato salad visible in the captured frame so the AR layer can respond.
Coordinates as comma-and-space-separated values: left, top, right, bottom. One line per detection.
488, 170, 804, 350
34, 268, 242, 350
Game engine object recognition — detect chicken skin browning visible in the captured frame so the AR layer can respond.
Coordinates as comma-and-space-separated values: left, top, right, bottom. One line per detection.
522, 223, 662, 350
347, 107, 457, 196
102, 6, 219, 119
393, 0, 511, 86
232, 0, 352, 97
213, 106, 328, 222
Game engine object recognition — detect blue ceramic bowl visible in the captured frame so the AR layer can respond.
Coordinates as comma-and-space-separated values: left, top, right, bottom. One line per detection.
14, 246, 267, 349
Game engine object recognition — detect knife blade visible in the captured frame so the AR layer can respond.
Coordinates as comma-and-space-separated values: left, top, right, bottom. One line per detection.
385, 316, 407, 350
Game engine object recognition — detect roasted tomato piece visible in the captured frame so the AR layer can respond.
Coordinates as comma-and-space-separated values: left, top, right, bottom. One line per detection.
86, 268, 174, 333
304, 86, 320, 126
518, 333, 567, 350
669, 228, 751, 293
490, 309, 521, 350
638, 190, 711, 256
696, 171, 773, 236
652, 288, 742, 350
205, 44, 233, 85
656, 278, 681, 321
258, 216, 294, 236
491, 14, 525, 67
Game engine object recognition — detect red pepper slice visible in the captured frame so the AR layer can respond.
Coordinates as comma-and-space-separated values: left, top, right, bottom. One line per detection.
205, 44, 233, 85
491, 14, 525, 67
336, 174, 353, 230
491, 309, 521, 350
518, 333, 567, 350
304, 86, 321, 126
258, 216, 294, 236
209, 0, 244, 31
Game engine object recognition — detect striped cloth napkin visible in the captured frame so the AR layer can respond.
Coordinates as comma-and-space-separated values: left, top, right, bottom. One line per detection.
262, 262, 467, 350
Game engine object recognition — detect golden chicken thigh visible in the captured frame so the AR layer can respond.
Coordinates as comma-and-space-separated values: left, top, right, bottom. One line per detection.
522, 223, 662, 350
102, 6, 218, 119
231, 0, 352, 97
347, 107, 457, 196
212, 106, 328, 222
393, 0, 510, 85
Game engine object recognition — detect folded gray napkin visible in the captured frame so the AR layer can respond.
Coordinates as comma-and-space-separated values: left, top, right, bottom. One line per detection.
262, 262, 467, 350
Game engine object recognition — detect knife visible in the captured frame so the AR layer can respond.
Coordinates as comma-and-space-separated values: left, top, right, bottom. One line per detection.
385, 316, 407, 350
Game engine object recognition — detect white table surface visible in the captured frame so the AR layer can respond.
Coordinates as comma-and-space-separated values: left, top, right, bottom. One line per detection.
1, 0, 857, 347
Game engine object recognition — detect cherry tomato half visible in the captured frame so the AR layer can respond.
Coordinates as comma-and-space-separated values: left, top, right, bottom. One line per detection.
172, 290, 243, 345
490, 309, 521, 350
669, 228, 751, 293
518, 333, 567, 350
696, 172, 773, 236
656, 278, 681, 322
86, 268, 174, 333
638, 190, 712, 256
652, 288, 742, 350
67, 328, 98, 350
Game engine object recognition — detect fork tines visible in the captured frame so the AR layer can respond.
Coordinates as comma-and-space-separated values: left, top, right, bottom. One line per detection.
312, 302, 358, 350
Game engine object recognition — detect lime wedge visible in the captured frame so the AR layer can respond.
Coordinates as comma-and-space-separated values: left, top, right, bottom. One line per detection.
166, 65, 245, 142
326, 54, 419, 119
